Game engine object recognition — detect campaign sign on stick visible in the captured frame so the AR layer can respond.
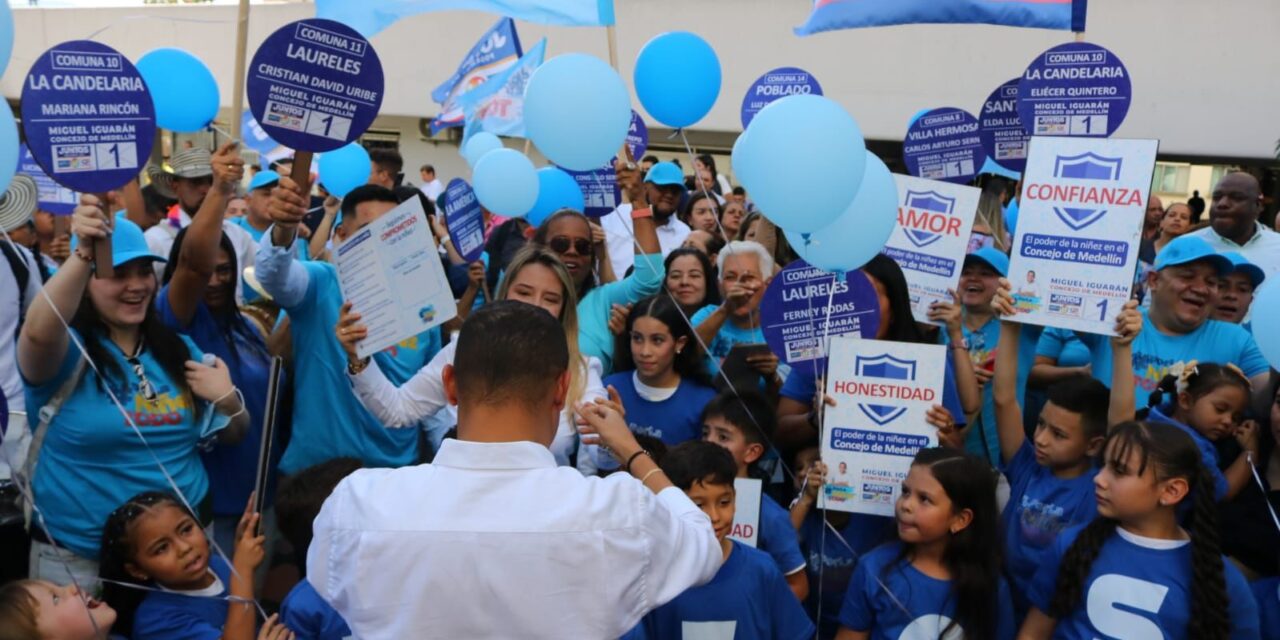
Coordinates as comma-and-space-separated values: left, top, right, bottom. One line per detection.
442, 178, 484, 263
740, 67, 823, 129
18, 143, 76, 214
903, 107, 986, 185
247, 19, 384, 152
1017, 42, 1131, 138
1006, 137, 1157, 335
336, 197, 457, 358
627, 110, 648, 160
729, 478, 762, 548
760, 260, 880, 367
20, 40, 155, 193
820, 338, 945, 517
882, 175, 980, 325
979, 78, 1030, 174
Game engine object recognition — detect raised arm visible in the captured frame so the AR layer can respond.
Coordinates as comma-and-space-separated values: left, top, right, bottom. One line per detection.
929, 289, 982, 416
17, 197, 103, 384
337, 303, 448, 427
308, 195, 340, 261
992, 280, 1026, 464
166, 142, 242, 325
255, 175, 313, 309
1107, 300, 1142, 428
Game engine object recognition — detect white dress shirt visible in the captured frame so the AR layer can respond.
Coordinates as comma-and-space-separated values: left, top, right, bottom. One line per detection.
350, 340, 607, 468
1188, 222, 1280, 275
600, 204, 690, 278
308, 439, 721, 640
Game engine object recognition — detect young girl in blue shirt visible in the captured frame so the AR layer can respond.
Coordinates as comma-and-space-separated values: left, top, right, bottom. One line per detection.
835, 447, 1014, 640
1140, 363, 1260, 500
98, 492, 266, 640
1020, 421, 1260, 639
605, 294, 717, 449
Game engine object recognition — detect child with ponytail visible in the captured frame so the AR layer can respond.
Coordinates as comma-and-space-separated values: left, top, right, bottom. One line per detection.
1018, 421, 1260, 639
835, 448, 1014, 639
1138, 362, 1259, 500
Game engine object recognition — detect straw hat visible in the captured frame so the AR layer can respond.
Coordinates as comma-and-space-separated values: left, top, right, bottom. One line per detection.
146, 147, 214, 199
0, 176, 38, 233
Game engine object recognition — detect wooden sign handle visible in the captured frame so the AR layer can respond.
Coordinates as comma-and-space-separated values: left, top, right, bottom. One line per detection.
92, 192, 113, 278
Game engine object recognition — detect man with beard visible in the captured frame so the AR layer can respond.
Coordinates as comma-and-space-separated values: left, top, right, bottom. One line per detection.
601, 161, 691, 277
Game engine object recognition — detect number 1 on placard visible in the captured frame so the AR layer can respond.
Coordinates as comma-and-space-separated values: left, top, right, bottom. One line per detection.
1096, 298, 1108, 321
321, 115, 333, 136
107, 144, 119, 168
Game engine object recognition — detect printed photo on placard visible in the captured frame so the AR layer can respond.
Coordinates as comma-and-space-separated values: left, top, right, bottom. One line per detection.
1007, 137, 1158, 335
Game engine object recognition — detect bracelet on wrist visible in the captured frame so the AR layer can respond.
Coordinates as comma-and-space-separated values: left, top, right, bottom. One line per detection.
624, 449, 651, 474
348, 356, 372, 375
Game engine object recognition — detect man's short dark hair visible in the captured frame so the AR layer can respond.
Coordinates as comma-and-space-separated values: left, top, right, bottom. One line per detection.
420, 164, 435, 174
1045, 375, 1111, 439
454, 301, 569, 409
661, 441, 737, 491
275, 457, 363, 557
641, 155, 659, 165
340, 184, 399, 219
700, 390, 777, 447
369, 148, 404, 176
394, 185, 436, 217
731, 186, 746, 197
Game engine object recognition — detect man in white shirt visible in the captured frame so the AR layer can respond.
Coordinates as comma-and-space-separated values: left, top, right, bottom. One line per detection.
1188, 172, 1280, 275
309, 301, 720, 639
419, 164, 444, 202
143, 146, 256, 286
601, 161, 690, 276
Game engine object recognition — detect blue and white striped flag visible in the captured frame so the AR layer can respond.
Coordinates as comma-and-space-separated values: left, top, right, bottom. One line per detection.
459, 38, 546, 142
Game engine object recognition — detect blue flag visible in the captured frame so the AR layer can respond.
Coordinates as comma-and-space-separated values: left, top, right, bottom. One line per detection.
459, 38, 546, 142
796, 0, 1087, 36
316, 0, 615, 38
430, 18, 523, 135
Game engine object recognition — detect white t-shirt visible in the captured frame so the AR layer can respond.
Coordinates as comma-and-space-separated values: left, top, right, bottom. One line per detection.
420, 179, 445, 202
600, 204, 690, 277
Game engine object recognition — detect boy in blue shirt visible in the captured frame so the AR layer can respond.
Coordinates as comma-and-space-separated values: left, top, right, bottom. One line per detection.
701, 391, 809, 601
629, 441, 814, 640
274, 457, 362, 639
990, 280, 1141, 619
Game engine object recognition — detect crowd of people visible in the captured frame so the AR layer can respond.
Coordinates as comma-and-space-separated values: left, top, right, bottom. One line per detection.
0, 134, 1278, 640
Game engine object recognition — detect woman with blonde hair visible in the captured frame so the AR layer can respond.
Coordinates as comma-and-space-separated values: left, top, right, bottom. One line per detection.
337, 245, 605, 468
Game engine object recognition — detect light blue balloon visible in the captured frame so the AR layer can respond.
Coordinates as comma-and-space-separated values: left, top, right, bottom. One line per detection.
730, 130, 753, 189
473, 148, 538, 218
633, 31, 721, 129
136, 48, 220, 133
0, 113, 17, 194
784, 152, 898, 273
525, 53, 632, 172
461, 132, 503, 168
0, 4, 12, 79
738, 94, 866, 235
317, 143, 371, 198
528, 167, 584, 227
1252, 279, 1280, 370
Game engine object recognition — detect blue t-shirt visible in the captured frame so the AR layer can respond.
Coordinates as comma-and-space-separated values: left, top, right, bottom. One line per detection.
602, 372, 717, 447
23, 331, 225, 558
280, 578, 353, 640
1035, 327, 1093, 369
940, 316, 1003, 463
690, 304, 765, 377
759, 494, 807, 577
798, 511, 893, 637
374, 328, 443, 387
838, 542, 1015, 640
157, 285, 278, 517
279, 262, 420, 474
780, 358, 966, 429
1147, 404, 1230, 501
634, 540, 815, 640
1252, 578, 1279, 640
1001, 441, 1097, 616
1028, 525, 1259, 640
1075, 311, 1268, 396
133, 555, 233, 640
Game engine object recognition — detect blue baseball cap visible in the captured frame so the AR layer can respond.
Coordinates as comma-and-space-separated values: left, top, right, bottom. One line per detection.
1220, 251, 1265, 287
248, 170, 280, 192
71, 217, 167, 267
963, 247, 1009, 277
1153, 235, 1232, 275
644, 162, 685, 190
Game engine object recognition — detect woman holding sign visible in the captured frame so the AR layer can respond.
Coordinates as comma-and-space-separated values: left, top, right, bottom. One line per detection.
338, 246, 607, 470
16, 198, 248, 584
155, 142, 280, 555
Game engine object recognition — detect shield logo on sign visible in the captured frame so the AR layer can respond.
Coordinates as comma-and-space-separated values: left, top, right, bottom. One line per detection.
902, 190, 955, 249
855, 354, 917, 426
1051, 153, 1123, 230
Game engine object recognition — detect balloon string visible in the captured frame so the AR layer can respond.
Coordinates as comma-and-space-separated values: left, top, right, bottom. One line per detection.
1248, 452, 1280, 535
0, 227, 267, 622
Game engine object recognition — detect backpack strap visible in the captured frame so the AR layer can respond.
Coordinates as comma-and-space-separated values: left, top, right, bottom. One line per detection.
1, 242, 31, 327
19, 356, 88, 530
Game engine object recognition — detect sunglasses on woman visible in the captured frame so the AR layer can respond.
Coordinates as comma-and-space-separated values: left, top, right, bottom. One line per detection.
548, 236, 593, 256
